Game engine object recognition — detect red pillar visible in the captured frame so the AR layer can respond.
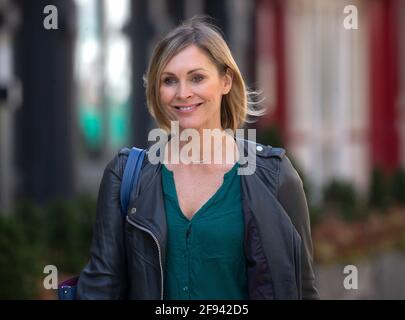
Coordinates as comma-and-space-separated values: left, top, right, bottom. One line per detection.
273, 0, 287, 142
369, 0, 400, 173
255, 0, 287, 142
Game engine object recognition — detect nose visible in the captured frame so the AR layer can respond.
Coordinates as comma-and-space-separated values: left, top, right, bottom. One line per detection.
176, 81, 193, 100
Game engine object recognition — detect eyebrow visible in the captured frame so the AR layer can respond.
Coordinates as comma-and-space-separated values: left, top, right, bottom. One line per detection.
161, 68, 208, 76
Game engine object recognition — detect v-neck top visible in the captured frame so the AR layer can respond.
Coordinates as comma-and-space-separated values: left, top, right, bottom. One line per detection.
161, 162, 248, 300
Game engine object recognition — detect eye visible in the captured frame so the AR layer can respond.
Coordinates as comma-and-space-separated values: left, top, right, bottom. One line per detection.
162, 77, 177, 86
191, 74, 204, 83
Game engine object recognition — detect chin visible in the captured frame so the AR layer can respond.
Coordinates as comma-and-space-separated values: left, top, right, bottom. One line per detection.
177, 119, 205, 131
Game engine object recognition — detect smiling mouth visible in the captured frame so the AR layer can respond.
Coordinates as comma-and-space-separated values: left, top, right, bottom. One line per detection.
174, 103, 203, 111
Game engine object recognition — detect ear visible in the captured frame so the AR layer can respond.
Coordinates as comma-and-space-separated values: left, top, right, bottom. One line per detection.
222, 68, 233, 95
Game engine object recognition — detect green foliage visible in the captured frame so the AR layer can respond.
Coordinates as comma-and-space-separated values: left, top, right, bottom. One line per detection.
0, 216, 41, 299
44, 195, 97, 274
369, 168, 389, 209
75, 194, 97, 254
323, 180, 359, 221
308, 205, 322, 226
390, 168, 405, 205
44, 200, 83, 273
368, 167, 405, 207
13, 200, 46, 248
0, 195, 97, 299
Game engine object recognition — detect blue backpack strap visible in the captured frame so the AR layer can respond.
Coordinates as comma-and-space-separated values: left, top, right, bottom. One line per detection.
120, 147, 146, 217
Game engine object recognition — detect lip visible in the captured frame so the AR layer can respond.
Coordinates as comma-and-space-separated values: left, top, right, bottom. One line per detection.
173, 103, 203, 113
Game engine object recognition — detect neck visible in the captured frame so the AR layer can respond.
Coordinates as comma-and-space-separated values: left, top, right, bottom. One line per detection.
167, 128, 238, 165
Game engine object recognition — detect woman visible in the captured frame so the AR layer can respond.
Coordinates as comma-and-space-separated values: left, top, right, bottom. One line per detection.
77, 16, 319, 300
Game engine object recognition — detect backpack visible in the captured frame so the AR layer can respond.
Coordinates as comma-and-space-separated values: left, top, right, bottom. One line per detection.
57, 147, 146, 300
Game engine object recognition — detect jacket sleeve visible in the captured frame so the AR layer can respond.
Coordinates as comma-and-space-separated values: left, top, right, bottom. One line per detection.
77, 153, 128, 299
277, 155, 320, 300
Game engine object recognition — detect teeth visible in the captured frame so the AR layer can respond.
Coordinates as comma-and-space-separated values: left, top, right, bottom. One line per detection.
177, 104, 200, 111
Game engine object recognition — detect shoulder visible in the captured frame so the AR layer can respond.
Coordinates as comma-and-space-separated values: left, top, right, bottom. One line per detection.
102, 148, 131, 180
255, 142, 286, 164
243, 139, 286, 173
243, 139, 302, 191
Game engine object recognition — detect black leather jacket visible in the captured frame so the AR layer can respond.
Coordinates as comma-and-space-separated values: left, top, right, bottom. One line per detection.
77, 138, 319, 300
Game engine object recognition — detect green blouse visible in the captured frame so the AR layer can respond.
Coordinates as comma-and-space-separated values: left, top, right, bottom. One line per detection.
161, 162, 248, 300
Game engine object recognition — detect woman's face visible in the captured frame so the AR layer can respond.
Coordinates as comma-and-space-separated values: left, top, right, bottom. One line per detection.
159, 45, 232, 132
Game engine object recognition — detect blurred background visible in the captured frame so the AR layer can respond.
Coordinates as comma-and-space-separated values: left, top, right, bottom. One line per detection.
0, 0, 404, 299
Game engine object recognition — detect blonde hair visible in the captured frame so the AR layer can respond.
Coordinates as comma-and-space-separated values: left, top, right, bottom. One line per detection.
144, 15, 265, 133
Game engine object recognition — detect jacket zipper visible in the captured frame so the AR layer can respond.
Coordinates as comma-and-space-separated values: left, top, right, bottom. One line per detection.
126, 216, 164, 300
